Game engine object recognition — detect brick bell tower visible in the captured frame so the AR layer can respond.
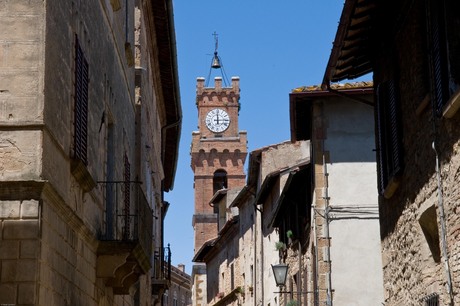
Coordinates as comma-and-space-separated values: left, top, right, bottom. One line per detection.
190, 75, 247, 304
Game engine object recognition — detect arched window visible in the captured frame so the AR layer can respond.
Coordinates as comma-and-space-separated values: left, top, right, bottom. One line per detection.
213, 169, 227, 194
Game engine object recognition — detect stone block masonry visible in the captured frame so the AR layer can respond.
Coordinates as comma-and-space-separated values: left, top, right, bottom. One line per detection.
0, 200, 40, 306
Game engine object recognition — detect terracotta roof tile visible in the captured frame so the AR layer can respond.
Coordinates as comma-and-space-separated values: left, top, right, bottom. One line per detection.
292, 81, 373, 93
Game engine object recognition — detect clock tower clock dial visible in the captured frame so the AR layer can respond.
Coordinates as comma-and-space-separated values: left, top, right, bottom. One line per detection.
205, 108, 230, 133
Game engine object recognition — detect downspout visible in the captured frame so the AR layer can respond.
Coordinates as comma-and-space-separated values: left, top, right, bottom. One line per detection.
260, 206, 265, 306
432, 142, 454, 305
247, 186, 260, 306
161, 117, 182, 184
312, 205, 319, 306
253, 202, 257, 306
297, 240, 302, 305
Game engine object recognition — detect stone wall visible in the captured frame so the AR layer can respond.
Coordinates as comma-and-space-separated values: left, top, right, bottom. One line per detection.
0, 200, 40, 305
0, 0, 174, 305
375, 1, 460, 305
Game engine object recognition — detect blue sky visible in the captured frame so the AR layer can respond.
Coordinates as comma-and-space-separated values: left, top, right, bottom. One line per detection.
164, 1, 346, 275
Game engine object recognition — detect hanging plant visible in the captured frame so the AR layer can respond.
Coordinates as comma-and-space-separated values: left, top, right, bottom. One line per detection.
286, 300, 298, 306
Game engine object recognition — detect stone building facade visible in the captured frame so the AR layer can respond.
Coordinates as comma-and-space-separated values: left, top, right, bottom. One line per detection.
323, 0, 460, 305
0, 0, 180, 305
163, 264, 192, 306
289, 83, 384, 306
193, 141, 310, 306
251, 141, 310, 306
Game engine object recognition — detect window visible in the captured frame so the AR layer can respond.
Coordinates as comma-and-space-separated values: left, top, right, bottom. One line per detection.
375, 79, 404, 198
74, 36, 89, 164
230, 263, 234, 290
105, 122, 115, 238
422, 293, 439, 306
419, 205, 441, 262
425, 0, 450, 116
213, 169, 228, 194
163, 290, 169, 305
123, 154, 131, 240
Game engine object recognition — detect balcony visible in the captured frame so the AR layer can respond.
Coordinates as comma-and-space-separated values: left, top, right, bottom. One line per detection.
96, 181, 153, 294
152, 246, 171, 297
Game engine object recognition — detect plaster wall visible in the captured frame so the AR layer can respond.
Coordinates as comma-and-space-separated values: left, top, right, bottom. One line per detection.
323, 99, 384, 306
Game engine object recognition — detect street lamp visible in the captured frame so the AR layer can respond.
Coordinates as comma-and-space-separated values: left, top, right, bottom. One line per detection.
271, 263, 289, 287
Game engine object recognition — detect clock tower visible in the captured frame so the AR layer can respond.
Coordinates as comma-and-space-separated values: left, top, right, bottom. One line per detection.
191, 76, 247, 304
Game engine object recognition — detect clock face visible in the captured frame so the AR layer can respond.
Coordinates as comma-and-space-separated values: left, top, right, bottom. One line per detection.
205, 108, 230, 133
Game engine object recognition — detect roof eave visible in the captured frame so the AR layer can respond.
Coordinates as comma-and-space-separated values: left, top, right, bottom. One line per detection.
322, 0, 375, 86
151, 0, 182, 192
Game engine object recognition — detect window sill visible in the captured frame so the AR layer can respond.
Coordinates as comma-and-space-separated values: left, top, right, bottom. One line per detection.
71, 159, 96, 192
383, 176, 400, 199
415, 94, 430, 116
443, 87, 460, 118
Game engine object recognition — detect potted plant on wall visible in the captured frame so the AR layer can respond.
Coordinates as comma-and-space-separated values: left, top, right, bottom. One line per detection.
275, 241, 287, 262
275, 241, 286, 251
286, 300, 298, 306
286, 230, 294, 245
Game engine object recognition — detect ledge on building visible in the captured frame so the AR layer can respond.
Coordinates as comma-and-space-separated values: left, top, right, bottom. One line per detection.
97, 241, 151, 295
70, 158, 96, 192
212, 286, 244, 306
443, 87, 460, 118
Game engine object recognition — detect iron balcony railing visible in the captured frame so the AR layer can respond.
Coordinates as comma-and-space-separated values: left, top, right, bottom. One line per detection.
98, 181, 153, 260
153, 245, 171, 282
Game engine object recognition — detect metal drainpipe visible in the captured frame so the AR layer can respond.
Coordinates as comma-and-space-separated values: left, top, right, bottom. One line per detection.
312, 205, 319, 306
323, 154, 333, 306
260, 206, 265, 306
253, 201, 257, 306
298, 240, 302, 305
432, 142, 454, 305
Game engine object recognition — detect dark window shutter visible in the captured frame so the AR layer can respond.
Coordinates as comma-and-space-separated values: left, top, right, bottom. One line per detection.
375, 84, 387, 194
375, 79, 404, 196
426, 0, 449, 116
123, 154, 131, 240
74, 36, 89, 164
387, 79, 403, 178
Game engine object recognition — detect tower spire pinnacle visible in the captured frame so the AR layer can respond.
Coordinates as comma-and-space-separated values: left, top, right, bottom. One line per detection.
206, 32, 230, 87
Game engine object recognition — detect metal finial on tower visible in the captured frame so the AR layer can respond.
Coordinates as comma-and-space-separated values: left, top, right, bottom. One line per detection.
211, 32, 221, 69
206, 32, 230, 87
